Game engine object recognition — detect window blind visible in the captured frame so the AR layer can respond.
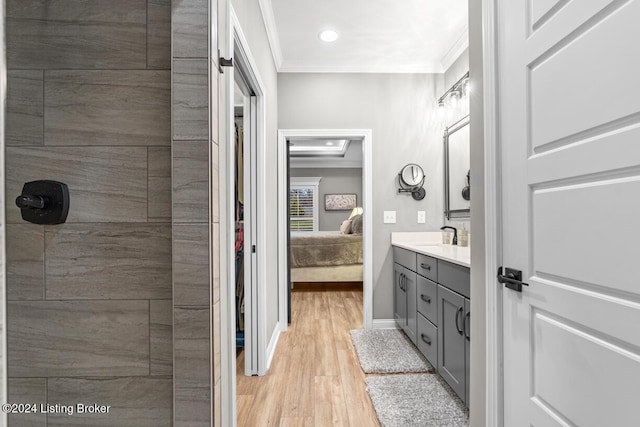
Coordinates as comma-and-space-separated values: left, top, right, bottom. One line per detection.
290, 186, 315, 231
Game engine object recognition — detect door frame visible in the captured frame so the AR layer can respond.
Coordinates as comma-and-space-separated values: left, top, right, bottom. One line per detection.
277, 129, 374, 330
481, 0, 504, 426
219, 5, 268, 426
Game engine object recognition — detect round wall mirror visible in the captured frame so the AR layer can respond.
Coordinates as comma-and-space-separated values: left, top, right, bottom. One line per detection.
398, 163, 426, 200
399, 164, 425, 188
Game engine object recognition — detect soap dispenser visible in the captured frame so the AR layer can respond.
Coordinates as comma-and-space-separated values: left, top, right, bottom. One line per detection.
458, 223, 469, 247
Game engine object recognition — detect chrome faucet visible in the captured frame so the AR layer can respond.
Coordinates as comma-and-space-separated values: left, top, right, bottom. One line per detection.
440, 226, 458, 245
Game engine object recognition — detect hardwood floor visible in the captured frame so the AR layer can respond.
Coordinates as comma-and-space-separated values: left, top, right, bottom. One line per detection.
236, 288, 380, 427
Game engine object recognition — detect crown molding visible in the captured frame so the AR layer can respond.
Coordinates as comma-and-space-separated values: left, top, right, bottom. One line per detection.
278, 62, 444, 74
440, 26, 469, 72
258, 0, 283, 70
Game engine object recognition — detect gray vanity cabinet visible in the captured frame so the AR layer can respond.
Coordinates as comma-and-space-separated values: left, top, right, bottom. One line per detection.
393, 262, 418, 344
393, 245, 470, 406
437, 285, 467, 401
464, 298, 470, 405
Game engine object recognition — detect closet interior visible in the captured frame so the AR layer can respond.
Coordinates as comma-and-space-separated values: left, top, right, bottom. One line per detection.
234, 84, 245, 355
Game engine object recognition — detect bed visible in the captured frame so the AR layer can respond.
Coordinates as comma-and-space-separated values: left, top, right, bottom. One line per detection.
290, 231, 363, 283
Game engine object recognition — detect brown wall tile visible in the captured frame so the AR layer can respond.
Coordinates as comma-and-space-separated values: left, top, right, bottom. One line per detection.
175, 387, 211, 427
173, 140, 209, 222
45, 71, 170, 146
173, 60, 209, 141
6, 224, 44, 301
6, 0, 146, 69
150, 300, 173, 376
6, 70, 43, 146
45, 224, 171, 300
148, 147, 171, 177
8, 301, 149, 377
174, 307, 210, 389
172, 0, 209, 59
7, 378, 47, 427
47, 377, 172, 427
6, 146, 148, 223
148, 0, 171, 69
173, 224, 210, 306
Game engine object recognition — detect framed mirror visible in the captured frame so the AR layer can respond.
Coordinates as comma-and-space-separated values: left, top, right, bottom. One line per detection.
444, 115, 470, 219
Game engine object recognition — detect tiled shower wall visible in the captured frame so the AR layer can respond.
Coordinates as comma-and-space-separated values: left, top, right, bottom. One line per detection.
172, 0, 221, 425
5, 0, 173, 425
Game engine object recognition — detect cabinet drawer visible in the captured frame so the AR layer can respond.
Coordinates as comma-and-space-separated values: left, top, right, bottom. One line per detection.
417, 313, 437, 368
416, 276, 437, 324
393, 246, 416, 272
417, 253, 438, 281
438, 260, 470, 298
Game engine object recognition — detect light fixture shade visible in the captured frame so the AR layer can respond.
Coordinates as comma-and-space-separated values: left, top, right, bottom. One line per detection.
319, 29, 339, 42
448, 90, 460, 109
349, 207, 363, 219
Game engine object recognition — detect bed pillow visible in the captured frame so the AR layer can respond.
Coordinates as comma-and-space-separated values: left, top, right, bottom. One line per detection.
339, 219, 352, 234
350, 214, 363, 234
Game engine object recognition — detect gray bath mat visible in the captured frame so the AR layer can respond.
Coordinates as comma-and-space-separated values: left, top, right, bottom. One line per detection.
350, 329, 433, 374
366, 374, 469, 427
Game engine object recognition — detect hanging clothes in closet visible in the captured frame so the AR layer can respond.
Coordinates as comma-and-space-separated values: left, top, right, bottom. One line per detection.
235, 118, 245, 350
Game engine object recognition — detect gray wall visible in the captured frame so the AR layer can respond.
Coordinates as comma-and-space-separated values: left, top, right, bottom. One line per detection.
445, 48, 470, 89
290, 168, 363, 231
279, 73, 443, 320
171, 0, 220, 424
5, 0, 172, 425
232, 0, 281, 342
443, 48, 471, 232
469, 0, 487, 424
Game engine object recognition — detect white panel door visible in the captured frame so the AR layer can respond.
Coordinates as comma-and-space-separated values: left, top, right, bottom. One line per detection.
498, 0, 640, 425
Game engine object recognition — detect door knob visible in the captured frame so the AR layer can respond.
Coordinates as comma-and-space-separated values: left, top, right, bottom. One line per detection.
497, 267, 529, 292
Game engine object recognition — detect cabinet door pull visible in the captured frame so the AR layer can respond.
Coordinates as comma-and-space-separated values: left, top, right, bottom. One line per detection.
420, 263, 431, 271
455, 307, 464, 335
400, 274, 405, 291
464, 311, 471, 341
420, 294, 431, 304
420, 333, 432, 345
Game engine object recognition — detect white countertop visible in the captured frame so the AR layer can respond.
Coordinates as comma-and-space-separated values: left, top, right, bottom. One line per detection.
391, 232, 471, 268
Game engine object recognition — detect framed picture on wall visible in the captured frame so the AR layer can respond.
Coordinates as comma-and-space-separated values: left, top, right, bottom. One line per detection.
324, 194, 357, 211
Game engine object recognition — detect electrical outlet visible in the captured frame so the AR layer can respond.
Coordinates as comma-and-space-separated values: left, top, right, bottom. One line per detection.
417, 211, 426, 223
383, 211, 396, 224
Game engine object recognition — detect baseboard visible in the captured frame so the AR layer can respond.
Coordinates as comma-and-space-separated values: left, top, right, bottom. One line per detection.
372, 319, 399, 329
265, 321, 282, 371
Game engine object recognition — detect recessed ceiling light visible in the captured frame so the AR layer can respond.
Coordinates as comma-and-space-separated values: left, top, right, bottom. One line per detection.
325, 141, 334, 146
319, 29, 339, 43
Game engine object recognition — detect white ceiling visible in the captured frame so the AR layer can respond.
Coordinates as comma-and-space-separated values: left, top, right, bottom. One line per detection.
260, 0, 469, 73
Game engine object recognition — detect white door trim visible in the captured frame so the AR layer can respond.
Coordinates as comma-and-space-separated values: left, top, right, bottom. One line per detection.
277, 129, 374, 331
482, 0, 504, 425
219, 4, 269, 426
231, 5, 269, 376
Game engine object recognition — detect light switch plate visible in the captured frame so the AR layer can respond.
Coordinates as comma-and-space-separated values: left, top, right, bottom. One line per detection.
417, 211, 426, 223
383, 211, 396, 224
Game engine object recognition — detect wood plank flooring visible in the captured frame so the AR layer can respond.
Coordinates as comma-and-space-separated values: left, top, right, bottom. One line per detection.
236, 288, 380, 427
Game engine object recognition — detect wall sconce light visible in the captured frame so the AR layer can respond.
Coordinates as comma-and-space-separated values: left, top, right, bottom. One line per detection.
437, 71, 470, 126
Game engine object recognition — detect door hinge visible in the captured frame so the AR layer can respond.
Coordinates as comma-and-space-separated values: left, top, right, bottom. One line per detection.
497, 267, 529, 292
252, 245, 256, 253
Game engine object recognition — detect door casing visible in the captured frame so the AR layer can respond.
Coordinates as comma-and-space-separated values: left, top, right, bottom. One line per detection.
219, 5, 269, 426
277, 129, 374, 331
481, 0, 505, 426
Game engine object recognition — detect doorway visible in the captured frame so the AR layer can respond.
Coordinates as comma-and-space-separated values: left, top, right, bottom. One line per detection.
228, 15, 268, 379
277, 129, 374, 330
